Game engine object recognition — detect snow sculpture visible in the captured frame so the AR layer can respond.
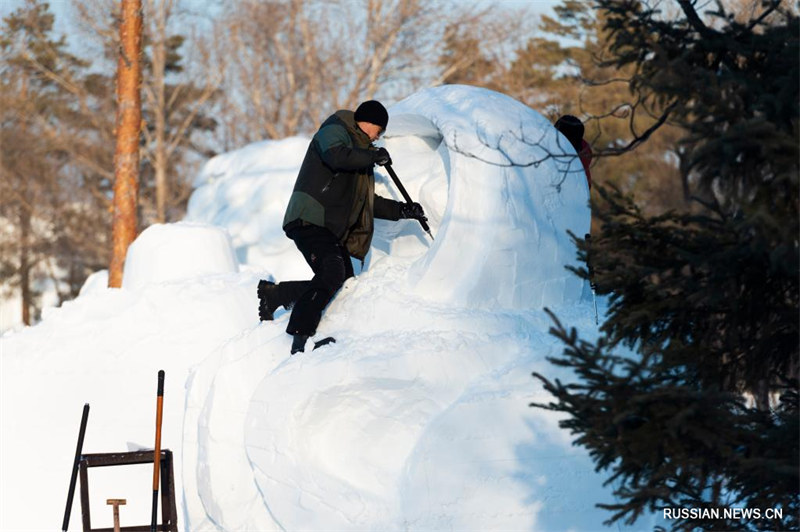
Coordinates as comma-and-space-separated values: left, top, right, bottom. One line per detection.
388, 85, 590, 309
122, 222, 239, 291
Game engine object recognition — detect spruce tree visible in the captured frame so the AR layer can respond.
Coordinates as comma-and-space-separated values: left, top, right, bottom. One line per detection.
532, 2, 799, 530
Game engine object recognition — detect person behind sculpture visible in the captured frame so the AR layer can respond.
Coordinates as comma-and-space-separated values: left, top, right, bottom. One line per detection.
257, 100, 427, 354
555, 114, 597, 296
554, 114, 593, 189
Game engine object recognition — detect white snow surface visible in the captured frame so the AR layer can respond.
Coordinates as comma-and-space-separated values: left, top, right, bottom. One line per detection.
1, 85, 655, 531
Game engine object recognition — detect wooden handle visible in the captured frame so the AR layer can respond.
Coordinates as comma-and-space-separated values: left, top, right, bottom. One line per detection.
151, 370, 165, 532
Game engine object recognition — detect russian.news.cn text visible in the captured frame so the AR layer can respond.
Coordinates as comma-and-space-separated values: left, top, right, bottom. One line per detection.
663, 507, 784, 521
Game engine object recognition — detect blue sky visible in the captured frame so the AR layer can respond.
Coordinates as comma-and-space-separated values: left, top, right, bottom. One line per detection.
1, 0, 563, 26
1, 0, 565, 71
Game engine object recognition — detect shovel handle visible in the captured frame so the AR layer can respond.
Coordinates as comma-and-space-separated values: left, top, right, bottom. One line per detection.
151, 370, 165, 532
384, 164, 433, 237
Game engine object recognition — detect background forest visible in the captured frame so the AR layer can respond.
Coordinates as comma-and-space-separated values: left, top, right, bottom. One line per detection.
1, 0, 687, 327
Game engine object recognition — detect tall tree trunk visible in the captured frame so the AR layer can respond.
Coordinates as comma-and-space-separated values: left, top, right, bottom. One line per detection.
19, 204, 31, 326
109, 0, 144, 288
17, 77, 33, 325
154, 127, 167, 223
151, 0, 169, 224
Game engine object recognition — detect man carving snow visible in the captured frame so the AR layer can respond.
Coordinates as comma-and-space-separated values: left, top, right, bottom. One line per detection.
257, 100, 427, 354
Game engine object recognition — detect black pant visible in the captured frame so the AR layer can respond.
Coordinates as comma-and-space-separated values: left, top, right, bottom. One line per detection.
278, 224, 354, 336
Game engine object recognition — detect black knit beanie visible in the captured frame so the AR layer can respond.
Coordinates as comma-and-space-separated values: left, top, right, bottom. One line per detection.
554, 115, 584, 152
354, 100, 389, 130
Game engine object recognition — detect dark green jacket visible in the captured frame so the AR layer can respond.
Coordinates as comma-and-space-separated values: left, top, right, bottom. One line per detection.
283, 110, 401, 260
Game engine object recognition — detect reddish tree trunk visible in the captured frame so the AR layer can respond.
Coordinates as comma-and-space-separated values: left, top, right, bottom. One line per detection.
108, 0, 143, 288
19, 205, 31, 326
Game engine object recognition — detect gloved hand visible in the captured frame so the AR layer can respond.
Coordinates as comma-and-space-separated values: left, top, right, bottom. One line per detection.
373, 147, 392, 167
399, 202, 427, 222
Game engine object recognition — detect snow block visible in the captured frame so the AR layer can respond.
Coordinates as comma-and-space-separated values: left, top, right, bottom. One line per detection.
122, 222, 239, 291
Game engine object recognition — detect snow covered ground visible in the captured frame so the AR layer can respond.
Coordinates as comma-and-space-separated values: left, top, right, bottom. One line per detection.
1, 85, 659, 531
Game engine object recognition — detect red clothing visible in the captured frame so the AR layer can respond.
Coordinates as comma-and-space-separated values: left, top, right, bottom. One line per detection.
579, 139, 592, 189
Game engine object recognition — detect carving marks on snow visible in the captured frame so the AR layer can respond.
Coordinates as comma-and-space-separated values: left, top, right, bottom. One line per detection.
391, 86, 590, 310
384, 113, 443, 149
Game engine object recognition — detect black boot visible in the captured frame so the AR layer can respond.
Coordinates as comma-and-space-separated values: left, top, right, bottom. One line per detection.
291, 334, 309, 355
257, 280, 280, 321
